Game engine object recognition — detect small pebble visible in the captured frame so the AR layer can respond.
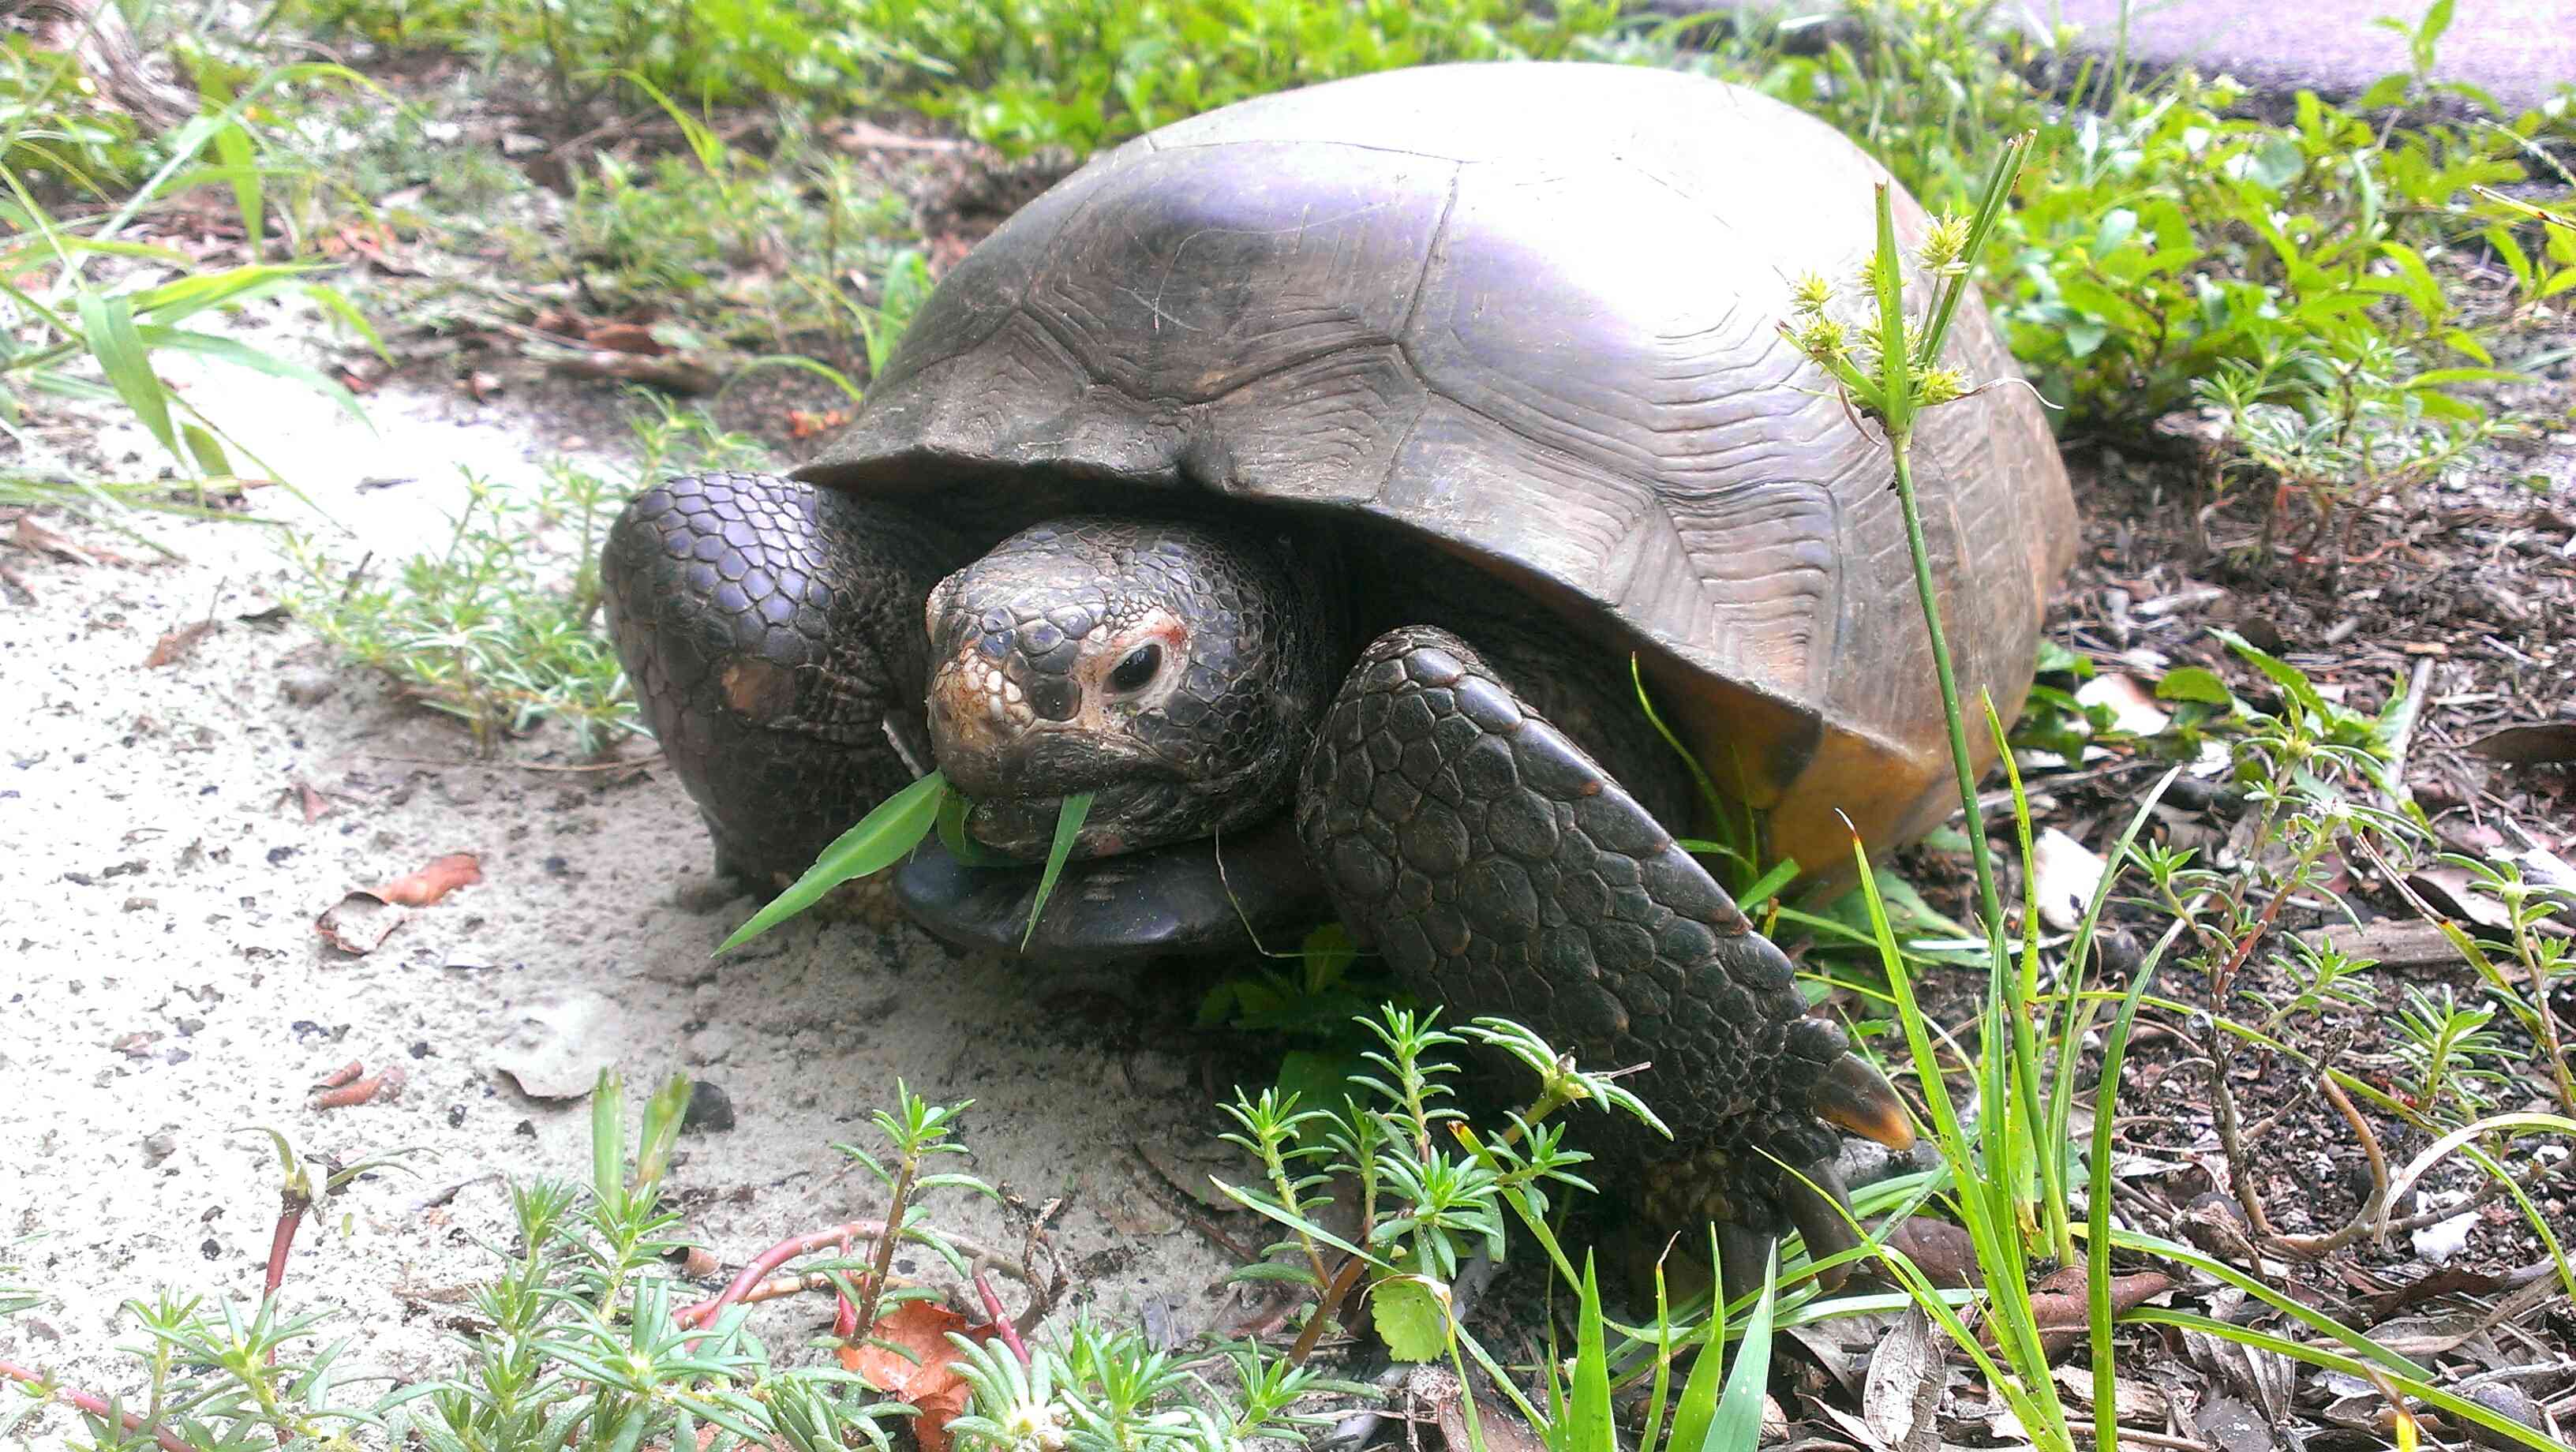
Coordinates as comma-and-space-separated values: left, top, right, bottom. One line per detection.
683, 1082, 736, 1134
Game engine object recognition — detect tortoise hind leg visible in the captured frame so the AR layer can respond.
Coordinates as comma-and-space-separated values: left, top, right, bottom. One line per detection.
601, 471, 968, 884
1294, 625, 1910, 1282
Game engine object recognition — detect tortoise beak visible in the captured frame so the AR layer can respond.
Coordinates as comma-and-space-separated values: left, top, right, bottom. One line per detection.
1814, 1054, 1915, 1151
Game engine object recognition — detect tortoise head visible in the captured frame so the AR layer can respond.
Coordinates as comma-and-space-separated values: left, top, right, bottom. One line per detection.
923, 515, 1342, 859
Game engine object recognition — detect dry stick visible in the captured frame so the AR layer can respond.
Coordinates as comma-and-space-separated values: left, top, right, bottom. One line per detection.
2196, 1018, 2286, 1242
2063, 1423, 2211, 1452
2266, 1070, 2391, 1258
0, 1360, 193, 1452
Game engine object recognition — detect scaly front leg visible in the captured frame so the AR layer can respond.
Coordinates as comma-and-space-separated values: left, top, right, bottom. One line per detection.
1297, 626, 1914, 1285
601, 472, 968, 882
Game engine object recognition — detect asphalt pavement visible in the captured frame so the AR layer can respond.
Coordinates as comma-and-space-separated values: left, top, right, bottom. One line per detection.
2046, 0, 2574, 117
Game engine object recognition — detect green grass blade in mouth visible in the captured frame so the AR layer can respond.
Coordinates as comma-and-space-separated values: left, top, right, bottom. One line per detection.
716, 769, 947, 954
1022, 790, 1096, 949
934, 782, 1011, 867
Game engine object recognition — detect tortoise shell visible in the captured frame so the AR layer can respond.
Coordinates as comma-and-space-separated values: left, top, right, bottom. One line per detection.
798, 62, 2076, 875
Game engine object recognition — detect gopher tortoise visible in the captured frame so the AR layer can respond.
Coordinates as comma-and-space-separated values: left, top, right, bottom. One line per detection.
601, 61, 2076, 1265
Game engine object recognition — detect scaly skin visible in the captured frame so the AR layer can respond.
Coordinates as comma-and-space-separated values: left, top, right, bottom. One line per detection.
600, 472, 966, 881
607, 485, 1908, 1265
1295, 625, 1859, 1249
922, 515, 1347, 859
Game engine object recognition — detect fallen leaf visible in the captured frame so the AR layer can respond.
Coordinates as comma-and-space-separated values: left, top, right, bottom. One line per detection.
2467, 721, 2576, 767
312, 1065, 405, 1109
2406, 866, 2514, 934
315, 893, 405, 955
1883, 1217, 1979, 1289
1425, 1367, 1547, 1452
144, 619, 215, 668
2075, 672, 2170, 735
370, 852, 481, 906
787, 407, 851, 439
2021, 1266, 2171, 1361
2192, 1394, 2278, 1452
13, 515, 107, 566
582, 321, 663, 355
1860, 1307, 1941, 1452
843, 1301, 979, 1452
280, 777, 334, 825
2032, 828, 2108, 932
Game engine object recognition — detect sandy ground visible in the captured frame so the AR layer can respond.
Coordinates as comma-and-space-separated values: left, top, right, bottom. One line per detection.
0, 295, 1241, 1441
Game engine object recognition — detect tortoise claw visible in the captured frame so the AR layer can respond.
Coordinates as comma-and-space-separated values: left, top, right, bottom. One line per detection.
1783, 1158, 1860, 1290
1814, 1053, 1915, 1150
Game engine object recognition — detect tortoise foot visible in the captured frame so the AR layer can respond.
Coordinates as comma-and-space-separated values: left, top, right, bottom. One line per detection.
601, 472, 967, 881
1297, 624, 1911, 1280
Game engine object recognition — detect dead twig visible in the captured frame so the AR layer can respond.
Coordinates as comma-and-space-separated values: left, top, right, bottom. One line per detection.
2264, 1067, 2390, 1258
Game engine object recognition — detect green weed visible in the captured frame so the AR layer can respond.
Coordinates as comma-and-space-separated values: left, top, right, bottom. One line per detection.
286, 0, 1642, 154
2, 60, 399, 511
1711, 0, 2568, 551
1787, 97, 2574, 1452
843, 0, 1638, 156
283, 400, 766, 751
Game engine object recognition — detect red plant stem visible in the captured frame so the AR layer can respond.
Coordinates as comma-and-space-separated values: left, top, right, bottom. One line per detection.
265, 1202, 303, 1301
0, 1359, 193, 1452
681, 1220, 884, 1332
833, 1230, 859, 1342
975, 1270, 1028, 1366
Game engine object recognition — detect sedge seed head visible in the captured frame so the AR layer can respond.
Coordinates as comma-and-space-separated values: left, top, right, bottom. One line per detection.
1794, 314, 1850, 365
1790, 269, 1834, 314
1917, 366, 1966, 406
1916, 213, 1972, 272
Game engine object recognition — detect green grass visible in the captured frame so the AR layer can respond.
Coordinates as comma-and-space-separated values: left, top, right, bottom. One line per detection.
283, 0, 1643, 152
281, 401, 768, 753
1785, 111, 2575, 1452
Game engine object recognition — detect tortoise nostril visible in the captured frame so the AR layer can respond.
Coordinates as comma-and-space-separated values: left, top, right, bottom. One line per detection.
1028, 675, 1079, 721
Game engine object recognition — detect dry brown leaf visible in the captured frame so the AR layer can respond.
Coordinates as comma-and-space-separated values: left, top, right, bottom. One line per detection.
370, 852, 482, 906
1859, 1307, 1941, 1452
788, 407, 851, 440
1883, 1216, 1979, 1289
13, 515, 106, 566
582, 321, 664, 355
315, 893, 405, 955
2466, 721, 2576, 767
2406, 866, 2516, 934
2022, 1266, 2171, 1361
841, 1301, 978, 1452
144, 619, 215, 668
1425, 1367, 1546, 1452
312, 1065, 406, 1109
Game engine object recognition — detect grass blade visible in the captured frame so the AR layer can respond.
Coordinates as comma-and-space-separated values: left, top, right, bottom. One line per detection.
1664, 1233, 1728, 1452
1569, 1254, 1613, 1452
2088, 920, 2179, 1452
1020, 789, 1095, 949
73, 292, 176, 455
717, 770, 946, 954
1706, 1244, 1776, 1452
934, 785, 1009, 867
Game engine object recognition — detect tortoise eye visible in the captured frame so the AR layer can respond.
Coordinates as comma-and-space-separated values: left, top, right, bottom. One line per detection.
1109, 642, 1163, 693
